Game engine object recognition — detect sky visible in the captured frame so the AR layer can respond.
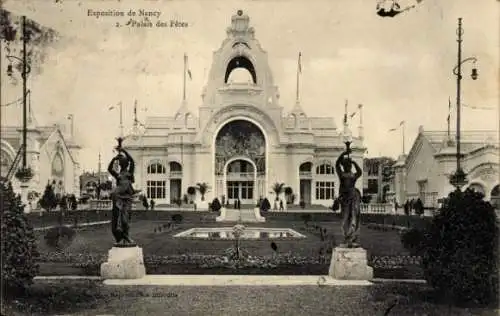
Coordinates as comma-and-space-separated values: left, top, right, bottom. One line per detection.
1, 0, 499, 171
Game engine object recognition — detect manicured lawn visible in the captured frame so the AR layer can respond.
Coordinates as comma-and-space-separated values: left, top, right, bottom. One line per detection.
2, 279, 498, 316
35, 218, 422, 278
36, 219, 407, 257
36, 220, 407, 256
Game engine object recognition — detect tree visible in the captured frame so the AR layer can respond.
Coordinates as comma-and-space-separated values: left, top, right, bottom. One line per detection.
196, 182, 210, 201
211, 197, 221, 212
187, 186, 196, 195
422, 189, 499, 305
39, 183, 57, 212
260, 197, 271, 212
1, 9, 59, 77
1, 181, 39, 293
69, 194, 77, 211
272, 182, 285, 201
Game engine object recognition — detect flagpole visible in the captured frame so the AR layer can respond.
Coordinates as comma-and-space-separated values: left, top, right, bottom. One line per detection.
447, 97, 451, 138
402, 121, 405, 155
344, 99, 348, 125
296, 52, 301, 102
97, 150, 101, 200
183, 54, 187, 101
68, 114, 74, 138
133, 100, 138, 127
119, 102, 123, 137
358, 104, 363, 126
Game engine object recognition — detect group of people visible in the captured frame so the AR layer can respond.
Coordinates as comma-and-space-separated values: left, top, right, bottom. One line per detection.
140, 195, 155, 211
403, 198, 425, 216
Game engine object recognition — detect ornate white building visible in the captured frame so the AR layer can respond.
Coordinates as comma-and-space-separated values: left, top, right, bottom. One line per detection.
392, 126, 499, 208
123, 10, 365, 207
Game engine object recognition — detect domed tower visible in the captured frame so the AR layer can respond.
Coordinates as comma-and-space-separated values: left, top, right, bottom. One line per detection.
198, 10, 281, 128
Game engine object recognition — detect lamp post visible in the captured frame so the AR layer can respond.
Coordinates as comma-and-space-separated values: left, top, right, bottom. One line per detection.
449, 18, 479, 190
7, 16, 33, 183
343, 126, 353, 162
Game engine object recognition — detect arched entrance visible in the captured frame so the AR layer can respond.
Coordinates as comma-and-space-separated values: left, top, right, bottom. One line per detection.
224, 158, 257, 205
169, 161, 183, 203
51, 152, 65, 196
214, 119, 266, 206
299, 162, 313, 205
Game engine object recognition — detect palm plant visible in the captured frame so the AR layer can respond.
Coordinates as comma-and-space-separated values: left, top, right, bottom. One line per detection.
196, 182, 210, 201
272, 182, 285, 201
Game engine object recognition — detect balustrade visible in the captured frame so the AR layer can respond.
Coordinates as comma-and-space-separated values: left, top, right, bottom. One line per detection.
299, 171, 312, 178
169, 171, 183, 178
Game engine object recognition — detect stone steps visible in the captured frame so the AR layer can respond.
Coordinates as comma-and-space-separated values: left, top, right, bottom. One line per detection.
216, 209, 263, 223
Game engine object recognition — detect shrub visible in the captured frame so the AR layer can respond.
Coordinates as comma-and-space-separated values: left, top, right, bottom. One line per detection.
59, 195, 68, 211
39, 183, 58, 212
331, 198, 340, 211
422, 189, 499, 305
301, 214, 312, 226
69, 195, 78, 211
187, 186, 196, 195
172, 214, 183, 223
361, 195, 372, 204
211, 198, 221, 212
1, 181, 39, 292
400, 228, 425, 256
44, 226, 76, 250
260, 198, 271, 212
196, 182, 210, 201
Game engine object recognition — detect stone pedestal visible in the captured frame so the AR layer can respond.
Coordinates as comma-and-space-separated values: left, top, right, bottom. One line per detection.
253, 208, 266, 222
100, 246, 146, 279
329, 247, 373, 280
216, 207, 227, 222
196, 200, 209, 211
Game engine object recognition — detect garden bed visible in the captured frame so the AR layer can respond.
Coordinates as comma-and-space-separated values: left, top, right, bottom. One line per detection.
37, 262, 424, 279
36, 253, 424, 279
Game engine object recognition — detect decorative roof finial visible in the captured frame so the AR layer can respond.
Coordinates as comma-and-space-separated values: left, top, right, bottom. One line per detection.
226, 10, 254, 38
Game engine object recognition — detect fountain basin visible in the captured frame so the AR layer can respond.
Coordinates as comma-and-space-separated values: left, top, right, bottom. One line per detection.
173, 227, 306, 240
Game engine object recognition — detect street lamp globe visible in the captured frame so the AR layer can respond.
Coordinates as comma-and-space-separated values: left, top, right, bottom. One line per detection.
343, 127, 353, 152
471, 67, 478, 80
6, 64, 13, 77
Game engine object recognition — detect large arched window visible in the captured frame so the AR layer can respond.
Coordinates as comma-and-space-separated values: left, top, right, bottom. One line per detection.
147, 162, 166, 174
299, 162, 312, 172
169, 161, 182, 172
51, 153, 64, 177
316, 163, 334, 175
0, 148, 13, 177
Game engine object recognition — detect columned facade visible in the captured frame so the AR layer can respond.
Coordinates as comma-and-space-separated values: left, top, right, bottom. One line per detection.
123, 10, 365, 207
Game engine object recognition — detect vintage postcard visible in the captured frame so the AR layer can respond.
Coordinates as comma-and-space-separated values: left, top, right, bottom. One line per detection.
1, 0, 498, 315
